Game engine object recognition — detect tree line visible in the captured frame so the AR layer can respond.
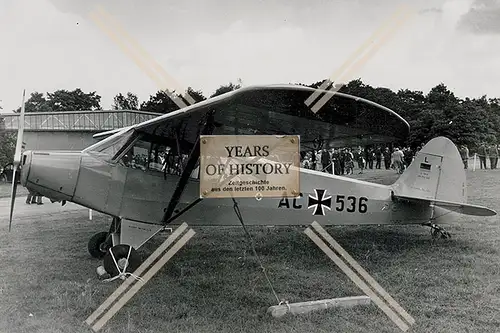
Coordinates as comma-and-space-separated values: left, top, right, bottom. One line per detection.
1, 78, 499, 167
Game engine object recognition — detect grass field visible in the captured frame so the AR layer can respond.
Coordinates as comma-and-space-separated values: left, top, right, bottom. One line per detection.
0, 169, 499, 333
0, 181, 28, 199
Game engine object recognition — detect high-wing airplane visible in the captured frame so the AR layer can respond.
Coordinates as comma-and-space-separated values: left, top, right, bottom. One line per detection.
7, 84, 497, 278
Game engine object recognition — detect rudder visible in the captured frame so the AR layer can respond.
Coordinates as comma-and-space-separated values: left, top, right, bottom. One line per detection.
392, 137, 467, 203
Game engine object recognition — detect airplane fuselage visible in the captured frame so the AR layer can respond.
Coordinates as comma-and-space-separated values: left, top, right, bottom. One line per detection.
20, 151, 433, 227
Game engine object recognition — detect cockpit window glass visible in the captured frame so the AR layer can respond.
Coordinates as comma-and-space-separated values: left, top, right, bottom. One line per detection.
119, 138, 150, 170
86, 129, 135, 162
117, 134, 199, 179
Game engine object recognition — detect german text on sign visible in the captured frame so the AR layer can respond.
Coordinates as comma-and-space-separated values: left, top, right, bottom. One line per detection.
199, 135, 300, 199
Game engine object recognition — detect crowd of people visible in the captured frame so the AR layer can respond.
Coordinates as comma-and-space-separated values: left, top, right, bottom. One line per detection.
301, 141, 500, 176
300, 145, 418, 175
459, 143, 499, 170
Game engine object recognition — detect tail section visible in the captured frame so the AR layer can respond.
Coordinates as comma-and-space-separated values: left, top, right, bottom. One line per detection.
393, 136, 466, 202
391, 137, 496, 217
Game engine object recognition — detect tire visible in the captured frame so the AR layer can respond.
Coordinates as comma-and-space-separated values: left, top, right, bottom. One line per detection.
88, 232, 110, 259
103, 244, 142, 277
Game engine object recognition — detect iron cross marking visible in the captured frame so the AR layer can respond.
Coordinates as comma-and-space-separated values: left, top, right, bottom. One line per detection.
308, 189, 332, 216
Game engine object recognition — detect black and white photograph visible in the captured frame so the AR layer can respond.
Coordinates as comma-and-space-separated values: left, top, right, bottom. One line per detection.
0, 0, 499, 332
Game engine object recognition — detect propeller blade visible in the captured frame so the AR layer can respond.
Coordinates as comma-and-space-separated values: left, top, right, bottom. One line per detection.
13, 90, 26, 165
8, 168, 18, 232
8, 89, 26, 232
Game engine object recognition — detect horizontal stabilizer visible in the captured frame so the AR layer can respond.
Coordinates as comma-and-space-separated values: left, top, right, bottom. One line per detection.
393, 194, 497, 217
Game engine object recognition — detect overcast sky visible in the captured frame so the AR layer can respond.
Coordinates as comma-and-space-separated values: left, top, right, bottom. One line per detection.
0, 0, 499, 112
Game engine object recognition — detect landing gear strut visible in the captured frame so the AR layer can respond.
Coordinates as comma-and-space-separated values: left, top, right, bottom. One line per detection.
87, 217, 122, 259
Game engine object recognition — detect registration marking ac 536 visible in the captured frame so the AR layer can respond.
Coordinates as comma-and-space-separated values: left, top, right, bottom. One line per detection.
278, 189, 369, 215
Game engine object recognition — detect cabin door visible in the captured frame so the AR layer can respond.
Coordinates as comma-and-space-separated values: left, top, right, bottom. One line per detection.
116, 137, 199, 223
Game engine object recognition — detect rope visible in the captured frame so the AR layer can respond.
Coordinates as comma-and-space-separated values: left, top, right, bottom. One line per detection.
232, 198, 283, 305
103, 245, 144, 283
279, 300, 291, 312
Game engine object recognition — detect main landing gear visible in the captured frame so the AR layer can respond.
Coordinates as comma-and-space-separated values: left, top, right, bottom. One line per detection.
87, 198, 203, 279
423, 222, 451, 239
88, 217, 143, 279
88, 216, 121, 259
87, 231, 112, 259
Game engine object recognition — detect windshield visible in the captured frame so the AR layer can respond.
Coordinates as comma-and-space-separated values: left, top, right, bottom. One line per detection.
85, 128, 135, 162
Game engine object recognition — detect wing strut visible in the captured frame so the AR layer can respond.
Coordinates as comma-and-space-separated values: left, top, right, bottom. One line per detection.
163, 198, 203, 225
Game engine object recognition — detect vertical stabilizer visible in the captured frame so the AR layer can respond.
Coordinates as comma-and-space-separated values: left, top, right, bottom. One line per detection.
392, 137, 466, 203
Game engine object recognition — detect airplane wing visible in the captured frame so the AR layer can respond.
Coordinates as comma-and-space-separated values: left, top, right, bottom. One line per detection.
93, 127, 132, 139
392, 194, 497, 217
131, 84, 410, 149
86, 84, 410, 162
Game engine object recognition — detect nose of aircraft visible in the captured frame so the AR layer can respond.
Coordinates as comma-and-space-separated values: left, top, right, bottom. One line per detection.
20, 150, 32, 187
22, 150, 82, 202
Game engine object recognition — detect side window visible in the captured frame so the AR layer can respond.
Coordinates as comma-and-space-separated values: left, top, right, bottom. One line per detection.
120, 139, 150, 171
118, 137, 200, 179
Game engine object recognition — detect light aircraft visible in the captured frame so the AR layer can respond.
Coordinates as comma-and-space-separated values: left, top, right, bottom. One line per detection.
8, 85, 497, 277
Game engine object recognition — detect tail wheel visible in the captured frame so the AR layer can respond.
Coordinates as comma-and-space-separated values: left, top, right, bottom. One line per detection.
103, 244, 142, 277
88, 232, 111, 259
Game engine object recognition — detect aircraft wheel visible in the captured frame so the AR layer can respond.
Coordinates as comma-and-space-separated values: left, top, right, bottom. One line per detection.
88, 232, 111, 259
103, 244, 142, 277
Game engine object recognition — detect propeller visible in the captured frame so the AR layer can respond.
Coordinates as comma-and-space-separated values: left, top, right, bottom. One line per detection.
8, 90, 26, 232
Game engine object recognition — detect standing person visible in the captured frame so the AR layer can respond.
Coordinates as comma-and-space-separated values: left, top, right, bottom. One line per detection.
479, 143, 488, 169
391, 148, 405, 174
344, 149, 355, 175
339, 149, 346, 175
356, 148, 365, 174
35, 193, 43, 205
310, 150, 316, 171
332, 149, 341, 175
404, 147, 413, 168
375, 146, 382, 169
26, 190, 36, 205
366, 147, 374, 170
488, 143, 498, 169
459, 145, 469, 169
322, 148, 332, 173
329, 148, 335, 174
383, 147, 391, 170
498, 144, 500, 168
315, 150, 323, 172
26, 190, 43, 205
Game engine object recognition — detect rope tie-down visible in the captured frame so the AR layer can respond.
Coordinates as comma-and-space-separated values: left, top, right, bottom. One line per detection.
232, 198, 287, 306
103, 245, 144, 283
